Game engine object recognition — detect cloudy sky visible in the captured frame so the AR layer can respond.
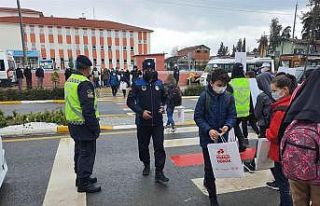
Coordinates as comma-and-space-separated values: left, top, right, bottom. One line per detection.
1, 0, 310, 56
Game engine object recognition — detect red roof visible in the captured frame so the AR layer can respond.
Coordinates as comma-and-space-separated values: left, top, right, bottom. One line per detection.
0, 16, 153, 32
0, 7, 43, 15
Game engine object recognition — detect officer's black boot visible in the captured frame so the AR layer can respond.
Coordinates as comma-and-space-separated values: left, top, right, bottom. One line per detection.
155, 170, 169, 183
76, 176, 98, 187
142, 164, 150, 176
77, 178, 101, 193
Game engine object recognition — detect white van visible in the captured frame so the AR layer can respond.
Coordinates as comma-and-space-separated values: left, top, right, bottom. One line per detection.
0, 135, 8, 188
200, 57, 275, 86
0, 50, 17, 86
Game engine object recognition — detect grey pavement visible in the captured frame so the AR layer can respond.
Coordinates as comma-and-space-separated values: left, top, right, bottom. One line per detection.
0, 130, 280, 206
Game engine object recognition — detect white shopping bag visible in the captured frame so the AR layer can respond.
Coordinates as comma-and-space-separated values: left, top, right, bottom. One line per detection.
208, 137, 244, 178
255, 138, 274, 171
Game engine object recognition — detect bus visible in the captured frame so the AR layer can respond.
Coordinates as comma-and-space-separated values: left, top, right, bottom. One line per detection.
39, 59, 54, 70
200, 57, 275, 85
0, 50, 17, 87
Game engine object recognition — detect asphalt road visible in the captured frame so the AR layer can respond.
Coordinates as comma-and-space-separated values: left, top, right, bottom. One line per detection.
0, 129, 280, 206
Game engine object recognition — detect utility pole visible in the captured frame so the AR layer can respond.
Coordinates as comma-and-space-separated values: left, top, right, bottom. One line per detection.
17, 0, 27, 67
292, 1, 298, 39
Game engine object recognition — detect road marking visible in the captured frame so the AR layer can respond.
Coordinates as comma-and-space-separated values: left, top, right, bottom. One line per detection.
43, 138, 86, 206
164, 137, 198, 148
191, 170, 274, 195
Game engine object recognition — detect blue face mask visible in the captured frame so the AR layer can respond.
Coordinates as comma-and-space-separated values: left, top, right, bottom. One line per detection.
272, 89, 285, 101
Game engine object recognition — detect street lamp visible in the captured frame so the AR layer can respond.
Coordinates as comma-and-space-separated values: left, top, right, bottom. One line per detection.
17, 0, 27, 67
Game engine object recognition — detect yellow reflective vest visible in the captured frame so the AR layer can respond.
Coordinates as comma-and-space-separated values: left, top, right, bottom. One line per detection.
64, 74, 99, 124
230, 78, 250, 118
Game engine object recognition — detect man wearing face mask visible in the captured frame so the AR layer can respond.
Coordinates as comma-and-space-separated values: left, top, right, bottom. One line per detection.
65, 55, 101, 193
127, 59, 169, 184
194, 68, 237, 206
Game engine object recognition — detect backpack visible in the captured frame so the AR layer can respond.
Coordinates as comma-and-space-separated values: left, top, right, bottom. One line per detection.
280, 120, 320, 185
170, 86, 182, 106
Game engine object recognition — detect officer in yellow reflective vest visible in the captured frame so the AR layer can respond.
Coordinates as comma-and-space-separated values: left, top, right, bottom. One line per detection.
65, 55, 101, 193
230, 63, 251, 152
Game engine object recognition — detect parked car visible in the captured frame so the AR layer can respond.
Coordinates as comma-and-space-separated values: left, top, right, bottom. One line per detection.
0, 135, 8, 188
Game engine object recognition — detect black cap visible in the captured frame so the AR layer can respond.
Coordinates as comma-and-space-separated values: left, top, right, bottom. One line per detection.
142, 59, 155, 70
234, 62, 243, 70
76, 55, 92, 67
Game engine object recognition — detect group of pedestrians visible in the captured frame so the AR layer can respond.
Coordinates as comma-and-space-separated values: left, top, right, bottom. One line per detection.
64, 54, 319, 206
15, 66, 45, 91
195, 62, 320, 206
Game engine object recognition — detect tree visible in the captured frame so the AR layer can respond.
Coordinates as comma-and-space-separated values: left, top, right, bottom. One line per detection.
301, 0, 320, 40
217, 42, 229, 56
257, 35, 269, 57
242, 38, 246, 52
269, 18, 283, 52
236, 39, 243, 52
281, 26, 292, 39
231, 45, 236, 57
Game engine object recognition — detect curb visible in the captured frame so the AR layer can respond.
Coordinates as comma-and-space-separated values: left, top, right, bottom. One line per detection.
56, 125, 114, 133
0, 96, 200, 105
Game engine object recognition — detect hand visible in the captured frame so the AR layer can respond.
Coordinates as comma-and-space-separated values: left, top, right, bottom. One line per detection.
158, 106, 165, 114
220, 126, 229, 135
142, 110, 152, 120
209, 129, 220, 140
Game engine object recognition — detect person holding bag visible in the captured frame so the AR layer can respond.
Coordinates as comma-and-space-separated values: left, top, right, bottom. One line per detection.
266, 74, 297, 206
194, 68, 236, 206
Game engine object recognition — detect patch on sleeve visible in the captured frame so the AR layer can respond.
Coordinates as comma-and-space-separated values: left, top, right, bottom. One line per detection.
87, 89, 94, 98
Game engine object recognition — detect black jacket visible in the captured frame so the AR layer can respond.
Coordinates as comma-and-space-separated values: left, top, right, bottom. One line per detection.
68, 73, 100, 141
127, 78, 166, 126
35, 68, 44, 78
24, 68, 32, 79
16, 68, 24, 79
173, 69, 180, 81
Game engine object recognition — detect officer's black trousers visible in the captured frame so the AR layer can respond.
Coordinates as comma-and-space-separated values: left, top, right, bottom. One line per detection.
74, 140, 96, 179
137, 125, 166, 171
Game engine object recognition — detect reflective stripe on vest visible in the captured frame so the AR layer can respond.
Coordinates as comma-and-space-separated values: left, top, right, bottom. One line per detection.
230, 78, 250, 118
64, 74, 100, 124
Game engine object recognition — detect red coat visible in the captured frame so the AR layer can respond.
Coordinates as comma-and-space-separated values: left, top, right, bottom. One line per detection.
266, 96, 291, 162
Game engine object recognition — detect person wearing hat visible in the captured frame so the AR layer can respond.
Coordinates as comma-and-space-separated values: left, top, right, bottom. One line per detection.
127, 59, 169, 183
65, 55, 101, 193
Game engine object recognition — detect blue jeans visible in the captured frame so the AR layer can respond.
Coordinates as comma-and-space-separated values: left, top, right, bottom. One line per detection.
166, 107, 175, 126
273, 162, 293, 206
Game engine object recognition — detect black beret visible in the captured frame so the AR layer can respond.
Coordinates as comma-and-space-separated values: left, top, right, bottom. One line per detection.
142, 59, 155, 70
76, 55, 92, 67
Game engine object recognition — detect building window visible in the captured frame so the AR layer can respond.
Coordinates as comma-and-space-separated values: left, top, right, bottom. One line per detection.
29, 25, 35, 34
116, 59, 120, 63
99, 30, 104, 37
130, 32, 134, 38
109, 59, 112, 63
83, 29, 87, 36
123, 46, 127, 50
92, 45, 96, 50
101, 59, 105, 64
108, 45, 112, 50
138, 40, 143, 44
48, 27, 53, 34
31, 43, 36, 50
124, 59, 127, 63
130, 47, 134, 51
131, 60, 134, 64
41, 44, 45, 48
84, 45, 88, 50
93, 59, 97, 65
91, 29, 95, 36
58, 28, 62, 35
39, 27, 44, 34
75, 28, 79, 35
66, 28, 71, 35
107, 30, 111, 37
114, 31, 119, 38
101, 46, 104, 51
76, 44, 80, 50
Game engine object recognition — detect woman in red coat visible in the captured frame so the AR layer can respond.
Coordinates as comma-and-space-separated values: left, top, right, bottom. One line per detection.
266, 73, 297, 206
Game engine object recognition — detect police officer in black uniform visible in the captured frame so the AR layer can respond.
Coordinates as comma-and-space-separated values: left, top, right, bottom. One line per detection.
127, 59, 169, 183
65, 55, 101, 193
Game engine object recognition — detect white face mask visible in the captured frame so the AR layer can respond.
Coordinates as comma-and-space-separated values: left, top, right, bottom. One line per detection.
212, 85, 227, 94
